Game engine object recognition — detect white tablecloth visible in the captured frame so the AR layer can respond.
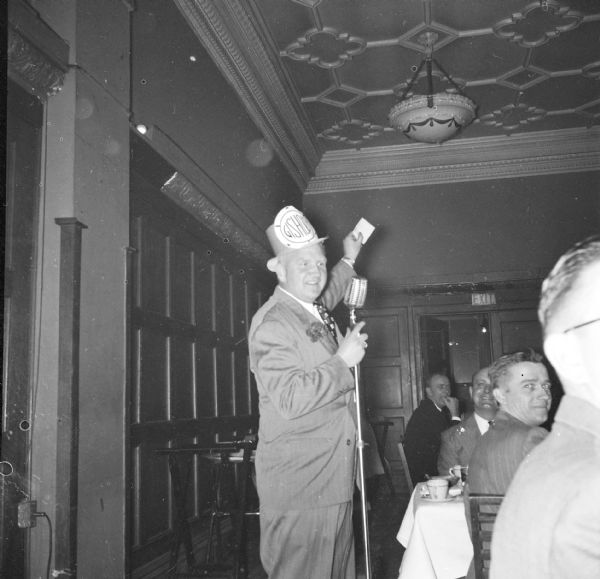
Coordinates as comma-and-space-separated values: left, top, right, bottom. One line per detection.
396, 483, 473, 579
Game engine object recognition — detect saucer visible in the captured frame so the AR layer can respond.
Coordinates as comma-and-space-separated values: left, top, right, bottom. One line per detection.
423, 496, 455, 503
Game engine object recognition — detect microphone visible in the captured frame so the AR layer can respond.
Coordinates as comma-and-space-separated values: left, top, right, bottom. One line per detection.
343, 275, 372, 578
344, 277, 368, 326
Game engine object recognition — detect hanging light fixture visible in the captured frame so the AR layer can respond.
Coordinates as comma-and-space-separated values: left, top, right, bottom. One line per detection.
389, 32, 476, 144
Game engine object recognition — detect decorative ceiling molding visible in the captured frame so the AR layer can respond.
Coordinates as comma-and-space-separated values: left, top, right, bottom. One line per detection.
162, 172, 272, 266
135, 122, 271, 266
252, 1, 600, 149
307, 127, 600, 193
8, 0, 69, 100
173, 0, 321, 190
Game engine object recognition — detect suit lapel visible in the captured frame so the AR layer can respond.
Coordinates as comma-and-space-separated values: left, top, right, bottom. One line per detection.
273, 287, 339, 353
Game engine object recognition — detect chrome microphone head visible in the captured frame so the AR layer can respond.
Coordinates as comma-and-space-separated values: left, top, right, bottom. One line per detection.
344, 277, 368, 310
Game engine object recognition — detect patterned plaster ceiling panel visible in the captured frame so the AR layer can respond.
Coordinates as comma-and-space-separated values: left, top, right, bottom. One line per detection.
251, 0, 600, 150
343, 45, 420, 91
532, 20, 600, 70
315, 0, 425, 38
433, 36, 524, 80
433, 1, 519, 30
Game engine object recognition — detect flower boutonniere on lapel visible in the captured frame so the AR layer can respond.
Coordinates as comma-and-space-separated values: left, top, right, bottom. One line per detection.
307, 321, 327, 342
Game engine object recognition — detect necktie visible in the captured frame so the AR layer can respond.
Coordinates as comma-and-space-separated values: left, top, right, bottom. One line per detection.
314, 301, 338, 344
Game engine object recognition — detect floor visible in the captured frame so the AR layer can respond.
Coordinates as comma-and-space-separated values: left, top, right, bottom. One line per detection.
242, 475, 409, 579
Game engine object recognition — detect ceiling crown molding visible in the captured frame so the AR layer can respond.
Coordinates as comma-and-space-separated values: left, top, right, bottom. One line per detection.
306, 127, 600, 194
162, 171, 271, 267
134, 122, 271, 266
174, 0, 321, 190
8, 0, 69, 99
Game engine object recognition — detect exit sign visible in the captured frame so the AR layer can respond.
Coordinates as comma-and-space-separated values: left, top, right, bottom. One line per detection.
472, 292, 496, 306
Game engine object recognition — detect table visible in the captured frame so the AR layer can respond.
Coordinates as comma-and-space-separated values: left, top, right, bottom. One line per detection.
155, 440, 257, 578
396, 482, 473, 579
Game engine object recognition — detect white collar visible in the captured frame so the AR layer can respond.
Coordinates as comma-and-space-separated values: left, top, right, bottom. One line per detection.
279, 286, 322, 321
474, 412, 492, 434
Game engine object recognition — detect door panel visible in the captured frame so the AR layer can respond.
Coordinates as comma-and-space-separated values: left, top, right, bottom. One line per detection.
420, 316, 450, 376
359, 308, 413, 493
491, 309, 542, 358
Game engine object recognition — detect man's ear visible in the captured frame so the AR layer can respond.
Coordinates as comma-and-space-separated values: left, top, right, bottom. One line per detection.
425, 386, 432, 399
274, 260, 287, 284
544, 332, 585, 383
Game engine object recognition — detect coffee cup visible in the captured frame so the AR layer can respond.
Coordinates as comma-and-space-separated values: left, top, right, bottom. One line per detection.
426, 477, 449, 500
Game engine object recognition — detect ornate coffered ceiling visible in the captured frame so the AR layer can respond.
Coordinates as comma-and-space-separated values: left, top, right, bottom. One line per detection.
176, 0, 599, 189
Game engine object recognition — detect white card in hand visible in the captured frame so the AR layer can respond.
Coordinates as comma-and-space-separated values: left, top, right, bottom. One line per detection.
353, 218, 375, 245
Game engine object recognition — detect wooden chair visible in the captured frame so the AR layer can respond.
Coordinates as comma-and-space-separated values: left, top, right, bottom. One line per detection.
468, 494, 504, 579
396, 438, 414, 495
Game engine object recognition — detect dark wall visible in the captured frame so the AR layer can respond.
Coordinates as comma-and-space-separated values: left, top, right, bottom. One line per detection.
131, 0, 302, 233
129, 140, 270, 574
304, 172, 600, 291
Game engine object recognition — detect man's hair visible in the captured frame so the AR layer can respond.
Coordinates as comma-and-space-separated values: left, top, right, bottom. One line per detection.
424, 371, 448, 389
489, 349, 544, 390
470, 367, 489, 389
538, 235, 600, 331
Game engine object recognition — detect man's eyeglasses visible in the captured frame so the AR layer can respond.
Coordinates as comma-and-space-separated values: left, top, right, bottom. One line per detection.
563, 317, 600, 334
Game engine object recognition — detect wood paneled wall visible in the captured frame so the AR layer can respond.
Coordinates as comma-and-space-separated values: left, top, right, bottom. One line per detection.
129, 158, 271, 573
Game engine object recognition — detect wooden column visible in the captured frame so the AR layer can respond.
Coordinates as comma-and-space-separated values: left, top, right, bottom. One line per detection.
54, 217, 87, 577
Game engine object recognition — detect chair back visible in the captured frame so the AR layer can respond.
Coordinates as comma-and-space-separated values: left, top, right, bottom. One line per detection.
397, 438, 414, 495
468, 494, 504, 579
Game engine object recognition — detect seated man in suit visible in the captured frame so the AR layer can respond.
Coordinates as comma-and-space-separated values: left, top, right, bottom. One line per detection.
403, 372, 461, 483
437, 366, 498, 476
491, 235, 600, 579
467, 349, 551, 494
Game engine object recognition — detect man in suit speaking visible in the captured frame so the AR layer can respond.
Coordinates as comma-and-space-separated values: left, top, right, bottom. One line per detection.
249, 206, 367, 578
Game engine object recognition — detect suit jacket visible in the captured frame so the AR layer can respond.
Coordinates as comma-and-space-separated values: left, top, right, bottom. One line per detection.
249, 260, 356, 510
491, 396, 600, 579
467, 409, 548, 495
437, 413, 482, 475
403, 398, 456, 483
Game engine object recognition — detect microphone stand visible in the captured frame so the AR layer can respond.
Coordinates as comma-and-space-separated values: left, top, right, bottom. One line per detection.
348, 306, 372, 579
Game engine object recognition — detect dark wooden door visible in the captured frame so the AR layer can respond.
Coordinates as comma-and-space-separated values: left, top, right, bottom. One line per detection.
490, 309, 542, 358
358, 308, 414, 493
1, 81, 42, 577
420, 316, 451, 377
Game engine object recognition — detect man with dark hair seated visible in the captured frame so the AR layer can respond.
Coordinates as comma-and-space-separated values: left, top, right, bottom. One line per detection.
467, 349, 551, 495
403, 372, 460, 483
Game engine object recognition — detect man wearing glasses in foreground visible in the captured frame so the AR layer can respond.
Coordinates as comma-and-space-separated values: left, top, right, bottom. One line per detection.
491, 235, 600, 578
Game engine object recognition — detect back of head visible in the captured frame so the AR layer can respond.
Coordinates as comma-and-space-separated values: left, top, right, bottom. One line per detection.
538, 235, 600, 335
539, 235, 600, 405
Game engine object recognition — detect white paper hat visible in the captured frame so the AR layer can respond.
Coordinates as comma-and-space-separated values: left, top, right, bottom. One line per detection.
266, 206, 327, 271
